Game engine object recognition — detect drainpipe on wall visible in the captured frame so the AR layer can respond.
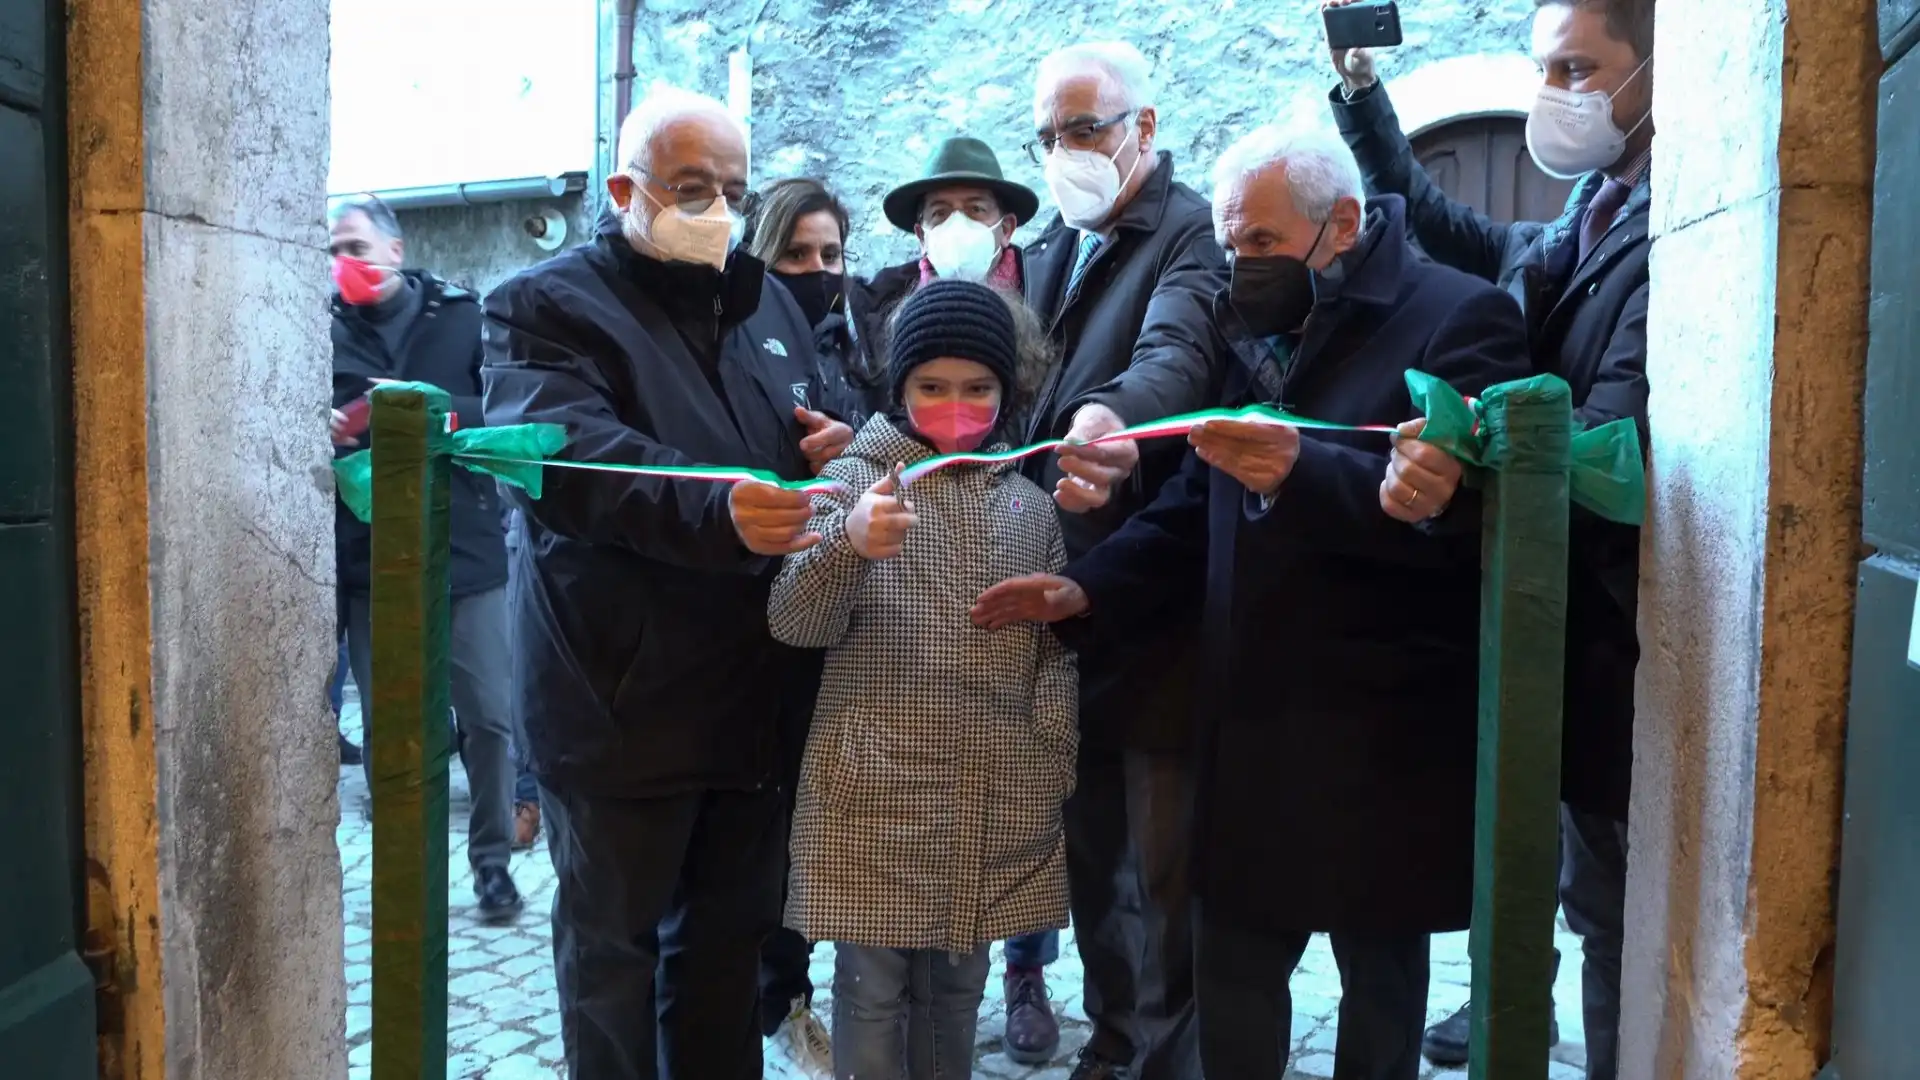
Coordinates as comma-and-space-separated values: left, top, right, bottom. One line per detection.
614, 0, 639, 132
342, 173, 589, 211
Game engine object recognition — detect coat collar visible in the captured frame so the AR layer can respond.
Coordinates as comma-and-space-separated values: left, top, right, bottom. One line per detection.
1033, 150, 1181, 243
329, 267, 470, 319
849, 413, 1020, 476
590, 213, 765, 325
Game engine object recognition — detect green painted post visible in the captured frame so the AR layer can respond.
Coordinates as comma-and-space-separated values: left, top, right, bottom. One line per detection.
1468, 378, 1572, 1080
368, 384, 453, 1080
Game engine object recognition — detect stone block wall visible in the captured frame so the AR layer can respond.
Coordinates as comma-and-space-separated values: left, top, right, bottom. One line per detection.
395, 0, 1540, 291
396, 194, 594, 297
638, 0, 1538, 266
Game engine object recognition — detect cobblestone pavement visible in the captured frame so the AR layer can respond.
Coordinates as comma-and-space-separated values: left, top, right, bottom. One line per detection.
339, 707, 1589, 1079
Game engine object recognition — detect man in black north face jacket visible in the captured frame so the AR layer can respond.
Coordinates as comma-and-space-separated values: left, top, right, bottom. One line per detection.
327, 194, 524, 923
481, 89, 851, 1080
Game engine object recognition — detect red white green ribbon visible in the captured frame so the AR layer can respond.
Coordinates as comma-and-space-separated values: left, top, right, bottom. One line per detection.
477, 457, 846, 493
897, 403, 1394, 485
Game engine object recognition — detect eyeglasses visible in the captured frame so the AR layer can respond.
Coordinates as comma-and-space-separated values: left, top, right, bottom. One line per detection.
1024, 111, 1133, 165
633, 168, 761, 217
920, 203, 1008, 229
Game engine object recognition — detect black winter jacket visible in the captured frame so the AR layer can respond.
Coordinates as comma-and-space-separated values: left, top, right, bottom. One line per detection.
332, 272, 506, 597
481, 221, 828, 797
1020, 152, 1230, 751
1333, 82, 1649, 822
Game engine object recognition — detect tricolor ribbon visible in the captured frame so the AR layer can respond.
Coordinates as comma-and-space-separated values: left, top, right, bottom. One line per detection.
897, 402, 1395, 484
333, 370, 1645, 527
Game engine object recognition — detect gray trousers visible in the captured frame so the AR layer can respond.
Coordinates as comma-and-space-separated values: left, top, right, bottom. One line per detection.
347, 586, 516, 871
1064, 746, 1200, 1078
1560, 804, 1629, 1080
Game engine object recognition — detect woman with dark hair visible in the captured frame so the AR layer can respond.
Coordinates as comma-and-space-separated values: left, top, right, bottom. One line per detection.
752, 178, 888, 428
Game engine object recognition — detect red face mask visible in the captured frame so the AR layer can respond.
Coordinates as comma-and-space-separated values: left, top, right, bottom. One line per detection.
908, 400, 998, 455
332, 255, 392, 306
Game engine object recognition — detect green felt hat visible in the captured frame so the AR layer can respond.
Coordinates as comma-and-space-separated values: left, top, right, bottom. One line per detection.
882, 136, 1039, 233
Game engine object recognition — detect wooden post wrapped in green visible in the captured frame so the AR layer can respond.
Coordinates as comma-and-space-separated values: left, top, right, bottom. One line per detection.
368, 384, 453, 1080
1468, 378, 1572, 1079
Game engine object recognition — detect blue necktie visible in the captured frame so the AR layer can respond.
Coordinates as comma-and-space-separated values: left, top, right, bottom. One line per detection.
1066, 231, 1104, 299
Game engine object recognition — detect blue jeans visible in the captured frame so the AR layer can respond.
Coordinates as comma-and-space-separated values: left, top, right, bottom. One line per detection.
832, 943, 989, 1080
1004, 930, 1058, 969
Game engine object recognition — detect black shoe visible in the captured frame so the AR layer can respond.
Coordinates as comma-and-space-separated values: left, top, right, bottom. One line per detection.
1420, 1000, 1560, 1066
473, 865, 523, 923
1066, 1048, 1127, 1080
339, 734, 363, 766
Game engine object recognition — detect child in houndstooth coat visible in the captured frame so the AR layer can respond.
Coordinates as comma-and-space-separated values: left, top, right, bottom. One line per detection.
769, 280, 1077, 1080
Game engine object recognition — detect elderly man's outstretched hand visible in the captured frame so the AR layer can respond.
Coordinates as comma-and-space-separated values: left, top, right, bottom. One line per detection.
1379, 418, 1462, 522
1054, 404, 1138, 512
730, 479, 819, 556
971, 574, 1089, 630
1190, 418, 1301, 496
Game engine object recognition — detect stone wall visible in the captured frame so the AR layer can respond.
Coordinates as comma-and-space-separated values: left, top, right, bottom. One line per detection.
632, 0, 1538, 267
1620, 0, 1875, 1075
70, 0, 346, 1076
395, 193, 594, 297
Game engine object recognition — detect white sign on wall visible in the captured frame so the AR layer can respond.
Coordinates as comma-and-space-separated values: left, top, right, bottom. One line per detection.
328, 0, 598, 196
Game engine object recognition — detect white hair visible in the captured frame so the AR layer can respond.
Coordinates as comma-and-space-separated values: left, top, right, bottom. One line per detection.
1212, 123, 1365, 225
1036, 41, 1158, 113
615, 85, 745, 173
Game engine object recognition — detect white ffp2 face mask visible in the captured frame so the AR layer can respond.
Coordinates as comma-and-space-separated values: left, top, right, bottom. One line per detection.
1043, 124, 1148, 229
1525, 56, 1651, 180
637, 182, 744, 271
921, 215, 1002, 281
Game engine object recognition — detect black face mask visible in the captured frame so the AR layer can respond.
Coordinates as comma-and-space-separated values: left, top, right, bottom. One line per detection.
772, 269, 844, 329
1226, 218, 1331, 339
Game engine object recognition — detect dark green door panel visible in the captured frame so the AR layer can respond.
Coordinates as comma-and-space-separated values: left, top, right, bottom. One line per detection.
0, 0, 94, 1076
0, 104, 57, 519
1827, 557, 1920, 1078
1864, 50, 1920, 561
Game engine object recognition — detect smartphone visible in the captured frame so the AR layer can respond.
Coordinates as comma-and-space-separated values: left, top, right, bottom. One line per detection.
1323, 0, 1403, 50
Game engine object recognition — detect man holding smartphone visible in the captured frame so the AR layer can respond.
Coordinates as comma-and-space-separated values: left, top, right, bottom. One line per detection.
1323, 1, 1654, 1077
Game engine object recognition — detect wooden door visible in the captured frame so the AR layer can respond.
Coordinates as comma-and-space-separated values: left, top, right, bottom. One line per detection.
0, 0, 96, 1075
1822, 5, 1920, 1077
1411, 115, 1576, 224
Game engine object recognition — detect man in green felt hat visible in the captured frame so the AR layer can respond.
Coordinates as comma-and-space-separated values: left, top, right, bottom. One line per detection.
855, 136, 1041, 359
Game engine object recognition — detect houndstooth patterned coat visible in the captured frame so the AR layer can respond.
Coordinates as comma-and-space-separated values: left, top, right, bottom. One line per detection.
769, 414, 1078, 954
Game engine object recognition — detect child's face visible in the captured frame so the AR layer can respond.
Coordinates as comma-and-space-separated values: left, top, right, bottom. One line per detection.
903, 357, 1003, 455
902, 357, 1003, 413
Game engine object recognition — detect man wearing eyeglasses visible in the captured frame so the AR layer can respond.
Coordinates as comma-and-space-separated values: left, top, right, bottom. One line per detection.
859, 136, 1039, 348
1014, 39, 1228, 1080
481, 85, 853, 1080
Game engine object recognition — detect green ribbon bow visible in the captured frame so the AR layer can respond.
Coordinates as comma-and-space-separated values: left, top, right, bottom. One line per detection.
334, 422, 568, 524
1406, 370, 1647, 526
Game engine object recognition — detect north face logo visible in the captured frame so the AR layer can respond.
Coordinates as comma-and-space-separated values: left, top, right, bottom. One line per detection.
763, 338, 789, 357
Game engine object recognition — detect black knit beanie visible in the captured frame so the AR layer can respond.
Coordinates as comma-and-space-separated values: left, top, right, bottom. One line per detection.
887, 278, 1020, 405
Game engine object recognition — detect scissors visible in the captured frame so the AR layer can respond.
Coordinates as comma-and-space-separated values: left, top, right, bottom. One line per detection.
888, 462, 913, 514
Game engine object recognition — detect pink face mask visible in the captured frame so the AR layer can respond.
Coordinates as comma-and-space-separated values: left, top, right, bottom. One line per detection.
332, 255, 392, 305
908, 401, 998, 455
